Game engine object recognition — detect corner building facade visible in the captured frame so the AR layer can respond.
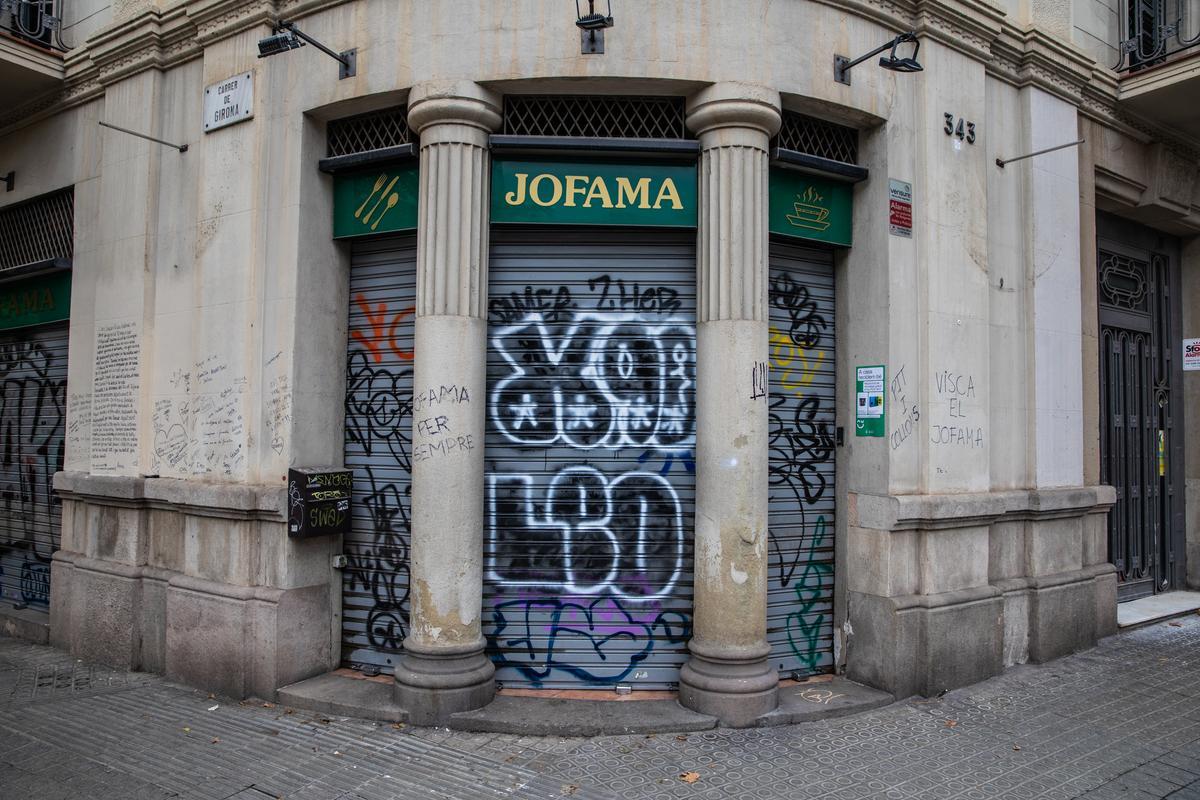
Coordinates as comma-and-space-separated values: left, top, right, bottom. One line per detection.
1, 0, 1197, 728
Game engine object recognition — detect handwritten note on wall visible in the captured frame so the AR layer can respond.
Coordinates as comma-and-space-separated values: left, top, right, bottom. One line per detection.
91, 320, 140, 473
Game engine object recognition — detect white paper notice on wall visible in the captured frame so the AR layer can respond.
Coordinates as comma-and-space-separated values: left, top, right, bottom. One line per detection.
1184, 338, 1200, 371
204, 72, 253, 132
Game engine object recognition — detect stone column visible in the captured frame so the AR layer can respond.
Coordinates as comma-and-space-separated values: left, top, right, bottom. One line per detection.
678, 83, 781, 727
392, 81, 501, 725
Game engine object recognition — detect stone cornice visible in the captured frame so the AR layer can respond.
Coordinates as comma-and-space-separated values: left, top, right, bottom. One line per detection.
853, 485, 1117, 533
913, 0, 1005, 62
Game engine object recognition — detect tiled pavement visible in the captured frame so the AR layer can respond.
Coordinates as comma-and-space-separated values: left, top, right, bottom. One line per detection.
3, 616, 1200, 799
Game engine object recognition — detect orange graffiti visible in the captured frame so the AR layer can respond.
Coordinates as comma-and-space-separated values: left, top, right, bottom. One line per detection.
770, 326, 825, 392
351, 293, 415, 363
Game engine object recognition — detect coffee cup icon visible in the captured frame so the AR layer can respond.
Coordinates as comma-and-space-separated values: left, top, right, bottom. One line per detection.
785, 186, 831, 232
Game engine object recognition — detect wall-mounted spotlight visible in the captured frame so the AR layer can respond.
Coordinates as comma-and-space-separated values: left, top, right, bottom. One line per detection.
257, 20, 356, 80
834, 31, 922, 86
576, 0, 613, 54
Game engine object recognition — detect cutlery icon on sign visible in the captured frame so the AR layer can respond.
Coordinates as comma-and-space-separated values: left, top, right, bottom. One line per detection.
363, 176, 400, 225
355, 173, 388, 219
372, 194, 399, 230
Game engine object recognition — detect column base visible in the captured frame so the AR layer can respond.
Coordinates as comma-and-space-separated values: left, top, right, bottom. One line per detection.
393, 639, 496, 726
678, 642, 778, 727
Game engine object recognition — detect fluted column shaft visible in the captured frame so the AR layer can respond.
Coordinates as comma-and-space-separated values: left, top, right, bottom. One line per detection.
679, 83, 781, 727
393, 81, 501, 725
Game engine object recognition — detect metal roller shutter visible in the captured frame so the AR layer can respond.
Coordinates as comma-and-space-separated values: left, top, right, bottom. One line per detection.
485, 229, 696, 690
766, 240, 836, 677
341, 235, 417, 674
0, 322, 68, 611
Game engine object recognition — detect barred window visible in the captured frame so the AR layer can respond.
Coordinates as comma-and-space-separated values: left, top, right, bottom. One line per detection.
327, 107, 412, 157
776, 111, 858, 164
502, 95, 689, 139
0, 187, 74, 272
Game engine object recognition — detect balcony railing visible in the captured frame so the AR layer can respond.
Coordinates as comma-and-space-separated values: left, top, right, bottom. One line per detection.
0, 0, 67, 53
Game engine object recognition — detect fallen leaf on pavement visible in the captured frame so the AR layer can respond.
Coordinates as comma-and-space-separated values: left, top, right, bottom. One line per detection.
561, 786, 579, 796
1169, 621, 1182, 627
181, 727, 191, 733
1013, 745, 1021, 751
262, 702, 275, 708
391, 722, 405, 730
210, 738, 220, 744
680, 772, 700, 784
944, 720, 958, 728
676, 735, 688, 742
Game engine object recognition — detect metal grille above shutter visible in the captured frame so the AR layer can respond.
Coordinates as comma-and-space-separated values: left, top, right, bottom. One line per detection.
341, 235, 417, 674
0, 322, 68, 611
766, 241, 836, 677
484, 229, 696, 690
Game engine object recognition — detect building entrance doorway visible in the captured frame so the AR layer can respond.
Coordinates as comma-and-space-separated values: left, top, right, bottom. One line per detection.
1097, 213, 1185, 601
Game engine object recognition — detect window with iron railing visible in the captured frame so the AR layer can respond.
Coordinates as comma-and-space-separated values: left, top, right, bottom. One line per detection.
0, 0, 67, 52
1116, 0, 1200, 71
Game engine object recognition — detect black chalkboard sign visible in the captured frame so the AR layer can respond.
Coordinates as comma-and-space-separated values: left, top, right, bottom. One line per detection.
287, 468, 352, 538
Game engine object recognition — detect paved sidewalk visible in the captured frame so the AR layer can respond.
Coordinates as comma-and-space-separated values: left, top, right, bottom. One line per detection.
3, 617, 1200, 800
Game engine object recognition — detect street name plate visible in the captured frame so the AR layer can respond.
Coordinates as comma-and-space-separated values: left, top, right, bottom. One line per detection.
204, 72, 253, 133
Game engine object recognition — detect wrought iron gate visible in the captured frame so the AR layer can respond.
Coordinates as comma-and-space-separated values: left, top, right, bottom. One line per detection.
1097, 215, 1184, 601
484, 229, 696, 689
341, 235, 417, 673
767, 241, 836, 677
0, 322, 68, 611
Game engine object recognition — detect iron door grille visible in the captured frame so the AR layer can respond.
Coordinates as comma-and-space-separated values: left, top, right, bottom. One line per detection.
767, 241, 836, 677
484, 229, 696, 689
341, 235, 417, 673
0, 322, 68, 611
1097, 233, 1181, 601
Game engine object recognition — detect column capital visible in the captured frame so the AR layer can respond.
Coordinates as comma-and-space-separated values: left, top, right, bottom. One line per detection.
407, 80, 502, 144
685, 82, 781, 144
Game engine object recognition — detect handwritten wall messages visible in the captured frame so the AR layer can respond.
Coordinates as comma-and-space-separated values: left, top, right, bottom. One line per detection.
66, 391, 92, 465
888, 364, 920, 451
91, 320, 140, 473
150, 353, 251, 479
930, 368, 984, 448
266, 371, 292, 456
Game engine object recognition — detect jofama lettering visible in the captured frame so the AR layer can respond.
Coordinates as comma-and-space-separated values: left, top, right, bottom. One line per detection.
0, 287, 56, 320
504, 173, 684, 210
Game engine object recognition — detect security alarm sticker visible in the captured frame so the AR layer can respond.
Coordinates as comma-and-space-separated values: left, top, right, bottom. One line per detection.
856, 365, 885, 437
1184, 338, 1200, 371
888, 179, 912, 238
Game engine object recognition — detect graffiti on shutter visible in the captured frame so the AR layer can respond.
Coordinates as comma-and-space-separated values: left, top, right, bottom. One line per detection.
766, 242, 836, 676
0, 323, 68, 610
484, 232, 696, 689
341, 236, 417, 673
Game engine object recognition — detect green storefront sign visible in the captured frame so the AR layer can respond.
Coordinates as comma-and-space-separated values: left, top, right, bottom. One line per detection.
769, 168, 852, 247
491, 158, 697, 227
0, 271, 70, 331
333, 161, 419, 239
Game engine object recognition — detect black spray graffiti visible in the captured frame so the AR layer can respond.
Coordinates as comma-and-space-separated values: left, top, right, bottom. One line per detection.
767, 269, 835, 672
343, 353, 413, 656
0, 337, 66, 607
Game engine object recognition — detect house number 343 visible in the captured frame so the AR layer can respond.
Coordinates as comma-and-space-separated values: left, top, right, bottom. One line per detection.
943, 113, 976, 144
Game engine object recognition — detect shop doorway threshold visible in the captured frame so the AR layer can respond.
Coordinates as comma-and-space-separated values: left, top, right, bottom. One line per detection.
1117, 590, 1200, 629
277, 670, 892, 735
